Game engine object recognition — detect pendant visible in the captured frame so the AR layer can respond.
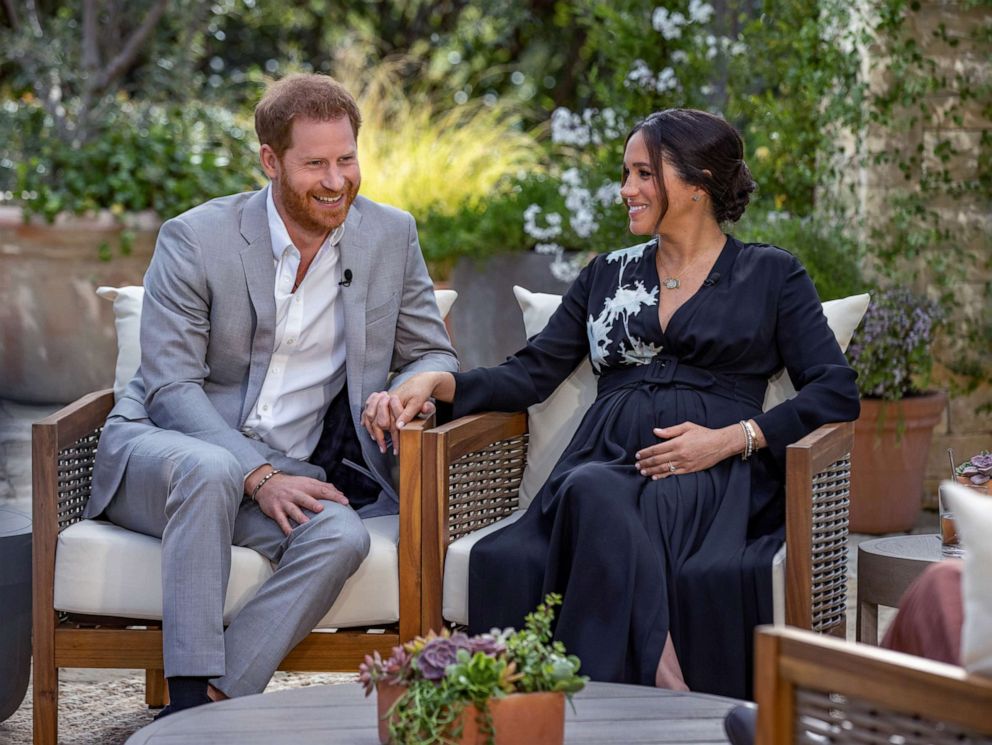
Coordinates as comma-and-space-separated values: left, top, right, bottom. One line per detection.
663, 277, 680, 290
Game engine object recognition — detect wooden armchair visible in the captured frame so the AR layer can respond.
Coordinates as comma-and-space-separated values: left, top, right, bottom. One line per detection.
419, 412, 854, 636
755, 626, 992, 743
31, 389, 430, 745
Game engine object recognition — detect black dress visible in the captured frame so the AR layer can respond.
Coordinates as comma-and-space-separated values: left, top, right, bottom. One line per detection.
451, 236, 860, 699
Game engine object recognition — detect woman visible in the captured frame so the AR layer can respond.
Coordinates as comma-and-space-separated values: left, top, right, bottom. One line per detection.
364, 109, 860, 698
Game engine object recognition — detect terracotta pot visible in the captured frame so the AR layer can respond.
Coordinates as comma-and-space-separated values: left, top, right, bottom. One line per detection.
376, 683, 565, 745
0, 207, 158, 403
850, 391, 947, 533
955, 475, 992, 496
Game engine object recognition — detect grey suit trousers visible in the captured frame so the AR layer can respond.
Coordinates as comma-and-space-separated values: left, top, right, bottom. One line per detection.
103, 421, 370, 696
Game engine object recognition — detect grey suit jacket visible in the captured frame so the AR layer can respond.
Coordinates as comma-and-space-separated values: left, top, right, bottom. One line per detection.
89, 187, 458, 518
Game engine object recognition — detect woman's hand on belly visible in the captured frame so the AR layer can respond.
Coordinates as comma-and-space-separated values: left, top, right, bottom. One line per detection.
634, 421, 745, 479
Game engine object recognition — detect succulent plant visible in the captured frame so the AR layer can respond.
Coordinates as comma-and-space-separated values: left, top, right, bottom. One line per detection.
957, 450, 992, 485
357, 593, 586, 745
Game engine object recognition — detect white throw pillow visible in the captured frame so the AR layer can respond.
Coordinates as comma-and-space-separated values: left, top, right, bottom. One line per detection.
95, 286, 145, 401
513, 286, 869, 508
513, 287, 598, 507
941, 481, 992, 676
97, 285, 458, 401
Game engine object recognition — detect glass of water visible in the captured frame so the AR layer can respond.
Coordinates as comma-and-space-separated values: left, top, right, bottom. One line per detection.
938, 484, 965, 558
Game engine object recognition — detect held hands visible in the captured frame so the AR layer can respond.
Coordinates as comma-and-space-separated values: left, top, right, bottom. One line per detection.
245, 467, 348, 536
635, 421, 745, 479
360, 372, 456, 455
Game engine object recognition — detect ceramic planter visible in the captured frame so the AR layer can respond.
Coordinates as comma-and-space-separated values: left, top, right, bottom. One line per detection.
0, 207, 157, 403
376, 682, 565, 745
850, 391, 947, 533
955, 475, 991, 496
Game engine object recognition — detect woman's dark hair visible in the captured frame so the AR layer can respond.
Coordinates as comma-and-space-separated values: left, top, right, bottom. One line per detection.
625, 109, 757, 224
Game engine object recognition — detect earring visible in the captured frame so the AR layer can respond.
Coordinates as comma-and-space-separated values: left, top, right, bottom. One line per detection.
691, 195, 701, 202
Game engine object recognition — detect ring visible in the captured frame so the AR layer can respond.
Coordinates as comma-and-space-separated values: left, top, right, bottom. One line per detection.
668, 462, 677, 473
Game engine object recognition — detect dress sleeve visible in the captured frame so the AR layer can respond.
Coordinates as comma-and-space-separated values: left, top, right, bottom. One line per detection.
451, 261, 596, 417
752, 255, 861, 462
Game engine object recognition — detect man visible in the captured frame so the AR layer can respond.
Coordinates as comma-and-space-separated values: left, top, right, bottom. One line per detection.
88, 73, 457, 715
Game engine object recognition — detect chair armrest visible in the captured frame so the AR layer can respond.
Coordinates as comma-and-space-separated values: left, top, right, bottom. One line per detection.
395, 413, 435, 640
424, 411, 528, 544
32, 389, 116, 536
420, 411, 528, 631
755, 626, 992, 744
32, 389, 115, 651
784, 421, 854, 634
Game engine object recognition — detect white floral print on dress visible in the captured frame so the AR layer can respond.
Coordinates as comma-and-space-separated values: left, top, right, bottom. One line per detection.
587, 242, 661, 373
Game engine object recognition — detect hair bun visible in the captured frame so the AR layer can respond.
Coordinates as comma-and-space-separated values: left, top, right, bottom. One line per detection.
714, 161, 756, 223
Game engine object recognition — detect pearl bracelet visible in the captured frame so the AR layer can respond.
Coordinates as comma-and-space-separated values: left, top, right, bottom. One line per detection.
739, 420, 756, 461
250, 468, 282, 502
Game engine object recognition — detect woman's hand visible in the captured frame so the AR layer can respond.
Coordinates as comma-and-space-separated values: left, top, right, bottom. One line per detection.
635, 421, 745, 479
361, 372, 456, 454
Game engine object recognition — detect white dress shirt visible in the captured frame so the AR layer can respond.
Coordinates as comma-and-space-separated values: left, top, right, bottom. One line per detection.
241, 189, 348, 459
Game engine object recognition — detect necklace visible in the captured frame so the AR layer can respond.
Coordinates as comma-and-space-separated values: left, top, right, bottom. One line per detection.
658, 249, 710, 290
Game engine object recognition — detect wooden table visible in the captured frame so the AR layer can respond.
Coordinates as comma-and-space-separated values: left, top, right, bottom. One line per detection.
125, 681, 742, 744
856, 533, 943, 645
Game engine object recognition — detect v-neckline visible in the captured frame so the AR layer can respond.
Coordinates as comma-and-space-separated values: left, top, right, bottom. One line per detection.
651, 236, 732, 337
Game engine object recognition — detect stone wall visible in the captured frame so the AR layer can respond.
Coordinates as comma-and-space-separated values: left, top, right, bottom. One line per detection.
858, 1, 992, 505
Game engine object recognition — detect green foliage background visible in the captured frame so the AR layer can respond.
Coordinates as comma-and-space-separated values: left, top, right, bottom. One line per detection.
1, 0, 989, 390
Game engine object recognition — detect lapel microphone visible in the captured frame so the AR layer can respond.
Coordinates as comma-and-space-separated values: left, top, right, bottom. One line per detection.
339, 269, 353, 287
702, 272, 721, 288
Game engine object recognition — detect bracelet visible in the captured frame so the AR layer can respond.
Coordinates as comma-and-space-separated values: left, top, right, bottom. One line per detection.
739, 420, 755, 462
250, 468, 282, 502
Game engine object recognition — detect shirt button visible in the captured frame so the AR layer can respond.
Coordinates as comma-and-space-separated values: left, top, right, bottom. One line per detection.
287, 338, 295, 345
272, 366, 280, 373
262, 404, 270, 412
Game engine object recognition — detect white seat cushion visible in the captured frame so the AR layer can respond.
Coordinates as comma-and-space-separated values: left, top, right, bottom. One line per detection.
441, 510, 787, 627
54, 516, 400, 628
442, 510, 525, 626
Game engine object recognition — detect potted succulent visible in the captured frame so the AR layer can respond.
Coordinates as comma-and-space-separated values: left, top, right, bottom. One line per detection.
955, 451, 992, 494
358, 594, 586, 745
846, 287, 947, 533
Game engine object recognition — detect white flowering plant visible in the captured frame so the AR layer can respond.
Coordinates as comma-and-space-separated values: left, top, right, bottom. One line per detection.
510, 0, 747, 280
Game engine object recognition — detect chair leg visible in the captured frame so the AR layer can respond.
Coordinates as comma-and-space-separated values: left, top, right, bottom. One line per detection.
145, 668, 168, 708
31, 651, 58, 745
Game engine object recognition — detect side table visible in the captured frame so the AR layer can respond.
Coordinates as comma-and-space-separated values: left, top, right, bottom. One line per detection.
0, 506, 32, 722
856, 533, 942, 645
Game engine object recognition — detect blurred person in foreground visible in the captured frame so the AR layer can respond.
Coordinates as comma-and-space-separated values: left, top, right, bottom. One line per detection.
88, 73, 456, 715
370, 109, 860, 698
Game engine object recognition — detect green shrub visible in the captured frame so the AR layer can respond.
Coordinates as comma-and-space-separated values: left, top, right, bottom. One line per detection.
733, 210, 867, 301
1, 98, 261, 221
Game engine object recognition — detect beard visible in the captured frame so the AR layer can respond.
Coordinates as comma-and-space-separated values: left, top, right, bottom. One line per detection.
274, 174, 360, 236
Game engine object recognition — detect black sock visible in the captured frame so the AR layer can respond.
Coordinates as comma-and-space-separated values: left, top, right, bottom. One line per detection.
166, 676, 211, 711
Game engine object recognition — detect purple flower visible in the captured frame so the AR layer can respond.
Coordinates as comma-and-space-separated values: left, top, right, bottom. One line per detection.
417, 638, 461, 680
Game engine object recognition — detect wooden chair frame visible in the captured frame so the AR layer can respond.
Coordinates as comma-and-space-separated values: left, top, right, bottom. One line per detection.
31, 389, 429, 745
419, 412, 854, 636
755, 626, 992, 743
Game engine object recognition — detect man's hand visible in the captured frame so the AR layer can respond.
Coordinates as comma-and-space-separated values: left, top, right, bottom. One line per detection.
634, 421, 743, 479
361, 390, 432, 455
247, 467, 348, 536
361, 372, 455, 454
